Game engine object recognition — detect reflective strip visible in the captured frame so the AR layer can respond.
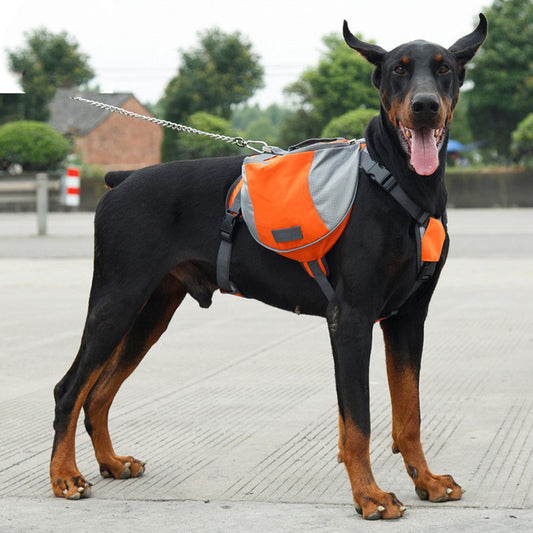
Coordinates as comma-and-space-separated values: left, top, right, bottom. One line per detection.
272, 225, 303, 243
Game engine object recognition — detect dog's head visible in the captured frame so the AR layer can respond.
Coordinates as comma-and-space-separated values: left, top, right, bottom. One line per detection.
343, 14, 487, 176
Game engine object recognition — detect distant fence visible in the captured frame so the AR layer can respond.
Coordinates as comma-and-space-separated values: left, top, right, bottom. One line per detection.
0, 173, 60, 234
447, 169, 533, 208
1, 168, 532, 216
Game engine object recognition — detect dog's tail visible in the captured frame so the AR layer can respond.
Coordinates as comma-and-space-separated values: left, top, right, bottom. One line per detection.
104, 170, 134, 189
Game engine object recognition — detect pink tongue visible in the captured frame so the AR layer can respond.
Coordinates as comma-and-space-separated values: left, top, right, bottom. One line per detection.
410, 127, 439, 175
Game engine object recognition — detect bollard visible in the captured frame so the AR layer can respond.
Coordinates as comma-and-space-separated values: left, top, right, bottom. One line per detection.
36, 172, 48, 236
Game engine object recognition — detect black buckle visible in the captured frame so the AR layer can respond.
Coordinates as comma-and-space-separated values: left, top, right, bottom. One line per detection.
380, 173, 396, 192
220, 210, 239, 242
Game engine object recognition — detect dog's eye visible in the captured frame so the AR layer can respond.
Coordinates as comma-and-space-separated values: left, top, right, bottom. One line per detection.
438, 64, 450, 74
394, 65, 407, 75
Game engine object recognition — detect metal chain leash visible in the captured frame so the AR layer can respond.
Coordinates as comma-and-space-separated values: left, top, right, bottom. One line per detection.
70, 96, 274, 154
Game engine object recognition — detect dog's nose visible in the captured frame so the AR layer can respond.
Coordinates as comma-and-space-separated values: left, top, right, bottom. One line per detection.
411, 93, 441, 118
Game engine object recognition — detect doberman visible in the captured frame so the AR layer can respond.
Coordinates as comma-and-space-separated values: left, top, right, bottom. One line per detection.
50, 15, 487, 520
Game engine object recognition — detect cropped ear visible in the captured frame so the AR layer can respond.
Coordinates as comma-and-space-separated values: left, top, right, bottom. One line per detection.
449, 13, 488, 75
343, 20, 387, 66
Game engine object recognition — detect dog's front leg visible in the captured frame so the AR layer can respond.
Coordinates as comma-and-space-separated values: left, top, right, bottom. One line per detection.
328, 301, 405, 520
380, 313, 463, 502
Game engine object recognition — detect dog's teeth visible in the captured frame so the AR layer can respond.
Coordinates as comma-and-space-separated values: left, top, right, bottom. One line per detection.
400, 506, 406, 512
63, 489, 68, 495
377, 505, 385, 512
446, 488, 453, 494
78, 486, 84, 493
124, 462, 131, 468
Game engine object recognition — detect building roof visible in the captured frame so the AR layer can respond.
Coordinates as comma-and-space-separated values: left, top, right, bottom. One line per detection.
48, 88, 134, 137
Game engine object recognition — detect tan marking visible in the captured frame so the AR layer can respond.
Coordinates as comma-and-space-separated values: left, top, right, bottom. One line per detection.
385, 347, 462, 502
435, 53, 443, 62
337, 411, 346, 462
401, 56, 410, 65
50, 366, 104, 498
339, 416, 405, 518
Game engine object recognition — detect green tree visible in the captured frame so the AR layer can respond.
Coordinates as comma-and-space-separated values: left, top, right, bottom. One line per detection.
449, 98, 474, 145
6, 28, 94, 121
322, 108, 379, 139
161, 28, 264, 161
170, 111, 241, 160
511, 112, 533, 166
231, 103, 289, 147
466, 0, 533, 160
0, 121, 70, 170
283, 33, 379, 140
0, 95, 25, 124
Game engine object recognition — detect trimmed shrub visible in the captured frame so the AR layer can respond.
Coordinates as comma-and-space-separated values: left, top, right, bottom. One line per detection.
0, 121, 70, 170
322, 108, 379, 140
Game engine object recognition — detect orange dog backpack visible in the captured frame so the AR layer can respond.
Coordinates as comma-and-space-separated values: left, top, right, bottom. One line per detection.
217, 139, 361, 299
216, 138, 446, 308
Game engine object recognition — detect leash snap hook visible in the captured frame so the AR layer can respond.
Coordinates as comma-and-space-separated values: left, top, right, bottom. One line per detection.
241, 139, 275, 154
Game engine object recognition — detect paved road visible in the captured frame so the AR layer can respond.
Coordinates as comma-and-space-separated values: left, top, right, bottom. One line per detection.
0, 210, 532, 532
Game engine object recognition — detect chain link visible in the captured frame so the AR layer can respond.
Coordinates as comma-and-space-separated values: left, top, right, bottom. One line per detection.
70, 96, 274, 154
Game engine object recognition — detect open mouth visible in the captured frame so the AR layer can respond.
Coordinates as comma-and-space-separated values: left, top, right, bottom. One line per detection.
398, 121, 446, 176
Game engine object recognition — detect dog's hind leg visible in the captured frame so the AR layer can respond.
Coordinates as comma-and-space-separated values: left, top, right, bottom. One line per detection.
82, 273, 186, 480
50, 281, 154, 499
381, 313, 463, 503
328, 302, 405, 520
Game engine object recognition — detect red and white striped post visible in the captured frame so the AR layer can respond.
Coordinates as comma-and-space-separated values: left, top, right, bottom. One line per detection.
63, 167, 80, 207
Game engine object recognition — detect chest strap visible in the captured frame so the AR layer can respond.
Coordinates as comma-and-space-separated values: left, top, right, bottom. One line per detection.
360, 149, 447, 314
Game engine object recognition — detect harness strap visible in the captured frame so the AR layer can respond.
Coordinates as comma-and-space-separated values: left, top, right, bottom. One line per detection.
360, 148, 447, 317
360, 150, 430, 227
216, 188, 242, 295
304, 259, 336, 302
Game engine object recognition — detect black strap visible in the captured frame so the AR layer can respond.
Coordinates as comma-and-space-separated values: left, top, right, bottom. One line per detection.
216, 188, 242, 294
360, 148, 446, 319
360, 150, 430, 227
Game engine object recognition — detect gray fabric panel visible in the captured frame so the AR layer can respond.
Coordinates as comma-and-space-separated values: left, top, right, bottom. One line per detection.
308, 143, 360, 230
272, 226, 303, 243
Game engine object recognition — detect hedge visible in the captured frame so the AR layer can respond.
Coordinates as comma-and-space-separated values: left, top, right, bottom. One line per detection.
0, 121, 70, 170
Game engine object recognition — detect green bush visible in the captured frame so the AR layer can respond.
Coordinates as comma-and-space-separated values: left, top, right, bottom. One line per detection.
321, 108, 379, 140
511, 113, 533, 167
0, 121, 70, 170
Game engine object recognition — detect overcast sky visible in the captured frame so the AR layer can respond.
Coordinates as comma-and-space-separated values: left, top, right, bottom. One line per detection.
1, 0, 488, 106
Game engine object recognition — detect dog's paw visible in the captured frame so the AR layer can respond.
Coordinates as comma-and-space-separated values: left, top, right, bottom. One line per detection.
52, 473, 92, 500
100, 455, 146, 479
354, 491, 406, 520
415, 473, 462, 502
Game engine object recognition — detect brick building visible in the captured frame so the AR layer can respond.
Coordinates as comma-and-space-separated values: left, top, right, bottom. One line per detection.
48, 89, 163, 171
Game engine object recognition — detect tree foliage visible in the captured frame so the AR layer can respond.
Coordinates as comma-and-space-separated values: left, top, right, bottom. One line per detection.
168, 112, 241, 160
466, 0, 533, 160
511, 112, 533, 166
6, 28, 94, 121
280, 33, 379, 146
0, 121, 70, 170
231, 103, 288, 147
322, 108, 379, 139
161, 28, 264, 160
284, 34, 379, 128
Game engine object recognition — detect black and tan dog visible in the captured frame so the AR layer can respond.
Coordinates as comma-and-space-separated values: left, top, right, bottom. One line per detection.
50, 15, 487, 520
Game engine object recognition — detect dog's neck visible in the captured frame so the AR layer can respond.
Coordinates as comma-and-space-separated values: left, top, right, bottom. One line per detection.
365, 113, 448, 217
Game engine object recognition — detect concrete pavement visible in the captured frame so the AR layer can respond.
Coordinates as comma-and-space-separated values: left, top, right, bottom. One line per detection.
0, 210, 532, 532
